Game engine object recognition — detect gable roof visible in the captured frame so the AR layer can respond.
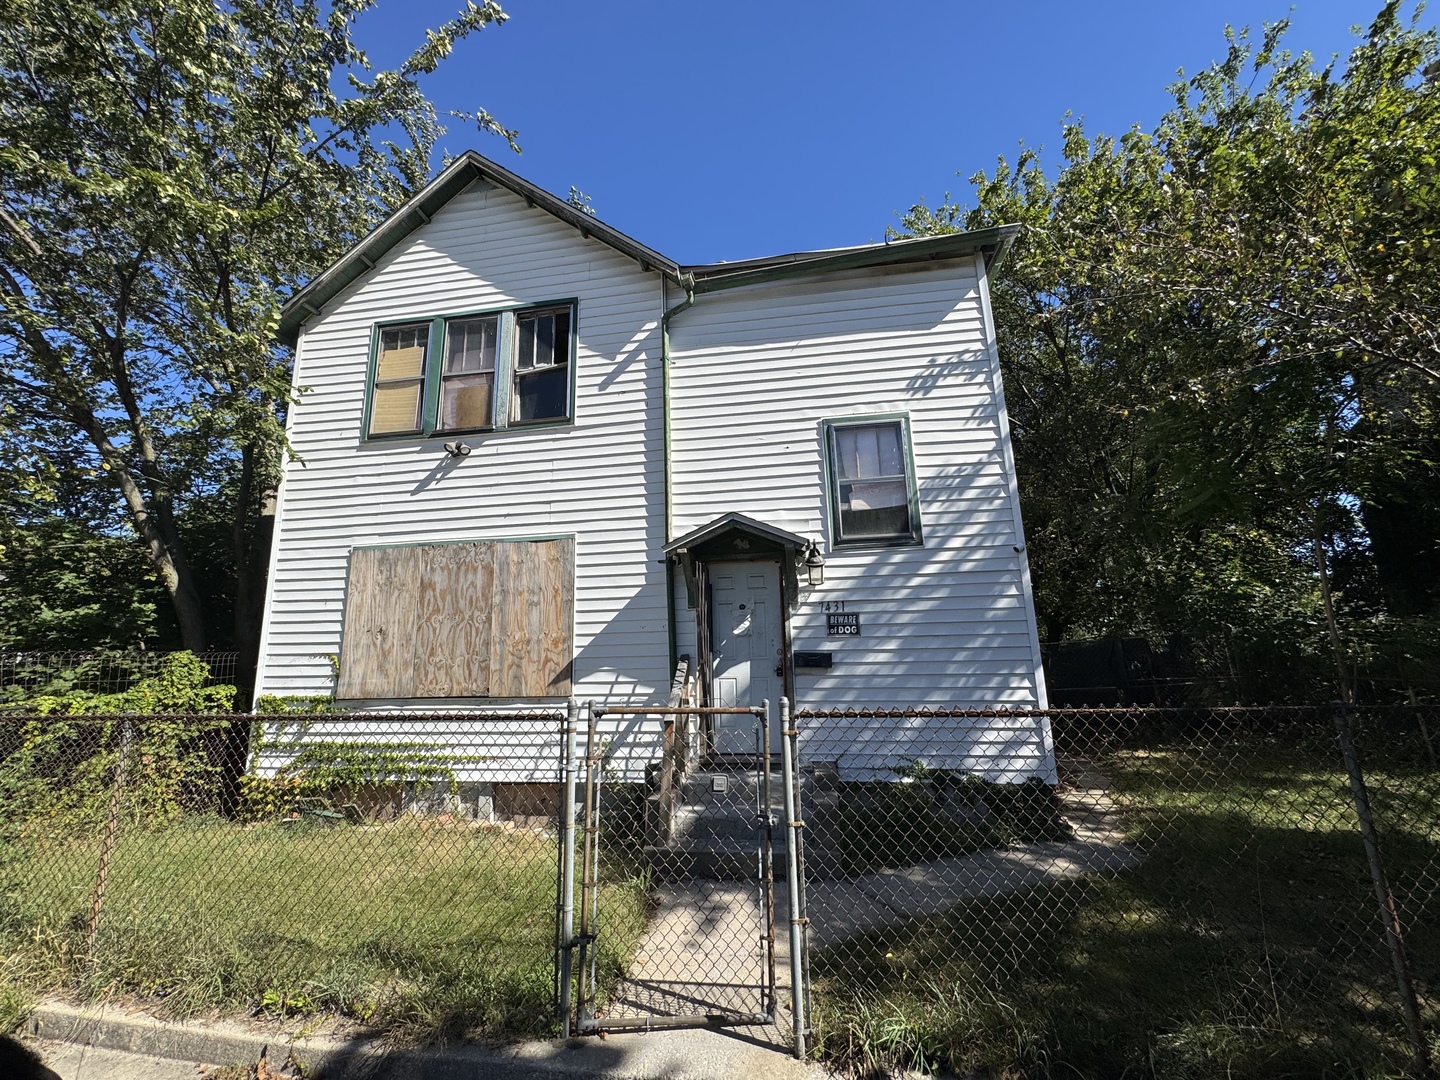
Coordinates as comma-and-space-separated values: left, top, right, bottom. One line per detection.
276, 151, 1020, 348
276, 151, 683, 347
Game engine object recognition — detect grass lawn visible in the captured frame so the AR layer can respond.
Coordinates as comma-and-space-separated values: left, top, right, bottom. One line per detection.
0, 815, 646, 1043
810, 738, 1440, 1079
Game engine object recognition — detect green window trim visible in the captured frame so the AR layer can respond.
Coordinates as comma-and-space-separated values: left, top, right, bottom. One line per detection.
361, 299, 579, 442
820, 413, 924, 549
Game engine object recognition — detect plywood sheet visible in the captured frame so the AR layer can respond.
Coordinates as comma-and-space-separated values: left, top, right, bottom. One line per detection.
338, 539, 572, 700
336, 545, 420, 699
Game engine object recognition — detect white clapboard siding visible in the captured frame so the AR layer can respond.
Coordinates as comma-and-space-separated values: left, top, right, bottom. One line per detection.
253, 181, 674, 725
669, 256, 1049, 720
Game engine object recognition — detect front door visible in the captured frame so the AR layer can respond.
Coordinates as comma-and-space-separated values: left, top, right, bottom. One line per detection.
708, 559, 783, 754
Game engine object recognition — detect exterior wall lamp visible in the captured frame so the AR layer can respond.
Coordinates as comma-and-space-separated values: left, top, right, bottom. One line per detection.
443, 441, 472, 458
803, 540, 825, 587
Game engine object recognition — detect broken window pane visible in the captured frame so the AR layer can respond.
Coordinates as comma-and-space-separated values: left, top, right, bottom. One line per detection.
513, 308, 571, 422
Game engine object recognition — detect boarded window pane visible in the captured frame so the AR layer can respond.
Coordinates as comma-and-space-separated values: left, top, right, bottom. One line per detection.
337, 539, 575, 699
440, 373, 494, 430
369, 382, 423, 435
445, 318, 497, 374
377, 324, 428, 381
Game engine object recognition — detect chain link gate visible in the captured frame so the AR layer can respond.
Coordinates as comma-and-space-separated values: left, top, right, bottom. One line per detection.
564, 701, 787, 1032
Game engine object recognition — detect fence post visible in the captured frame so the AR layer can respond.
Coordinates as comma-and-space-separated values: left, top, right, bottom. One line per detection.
778, 697, 808, 1059
1333, 703, 1433, 1079
87, 714, 135, 961
558, 699, 580, 1036
758, 699, 777, 1024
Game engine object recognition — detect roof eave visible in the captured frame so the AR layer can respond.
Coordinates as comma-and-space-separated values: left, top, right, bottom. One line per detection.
662, 512, 811, 556
684, 224, 1022, 295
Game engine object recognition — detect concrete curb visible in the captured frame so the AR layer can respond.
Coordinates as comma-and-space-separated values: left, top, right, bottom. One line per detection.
25, 1000, 824, 1080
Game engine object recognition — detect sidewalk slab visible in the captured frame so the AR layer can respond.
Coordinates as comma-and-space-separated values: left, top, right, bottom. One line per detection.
24, 1000, 826, 1080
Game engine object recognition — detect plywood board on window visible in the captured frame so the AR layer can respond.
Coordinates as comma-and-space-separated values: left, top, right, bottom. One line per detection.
337, 538, 573, 700
336, 545, 421, 699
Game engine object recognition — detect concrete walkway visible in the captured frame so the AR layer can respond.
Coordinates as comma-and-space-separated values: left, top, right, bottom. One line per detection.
599, 755, 1139, 1021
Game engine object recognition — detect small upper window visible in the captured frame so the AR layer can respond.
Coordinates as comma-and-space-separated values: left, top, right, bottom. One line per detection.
440, 316, 498, 431
826, 419, 920, 545
513, 308, 571, 423
369, 324, 429, 436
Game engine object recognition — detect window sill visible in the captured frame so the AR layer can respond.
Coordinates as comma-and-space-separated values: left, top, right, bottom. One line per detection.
831, 535, 925, 551
359, 418, 576, 446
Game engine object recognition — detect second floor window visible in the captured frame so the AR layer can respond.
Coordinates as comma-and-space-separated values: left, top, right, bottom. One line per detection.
514, 308, 571, 423
369, 324, 429, 437
825, 417, 922, 545
366, 302, 575, 440
441, 316, 498, 430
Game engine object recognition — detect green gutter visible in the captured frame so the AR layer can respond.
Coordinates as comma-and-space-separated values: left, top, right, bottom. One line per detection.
688, 224, 1021, 295
661, 277, 695, 676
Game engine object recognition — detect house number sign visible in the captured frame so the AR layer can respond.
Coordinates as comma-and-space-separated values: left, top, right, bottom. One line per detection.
827, 611, 861, 636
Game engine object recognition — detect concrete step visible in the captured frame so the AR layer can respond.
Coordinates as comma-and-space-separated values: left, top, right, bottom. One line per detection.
645, 766, 840, 880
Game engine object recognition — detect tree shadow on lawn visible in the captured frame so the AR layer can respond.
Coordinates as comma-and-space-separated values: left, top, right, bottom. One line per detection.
809, 808, 1439, 1080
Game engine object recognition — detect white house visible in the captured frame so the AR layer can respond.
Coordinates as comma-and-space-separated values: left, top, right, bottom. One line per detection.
252, 152, 1052, 783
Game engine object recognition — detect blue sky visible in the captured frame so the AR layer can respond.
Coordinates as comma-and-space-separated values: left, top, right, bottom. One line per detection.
357, 1, 1430, 264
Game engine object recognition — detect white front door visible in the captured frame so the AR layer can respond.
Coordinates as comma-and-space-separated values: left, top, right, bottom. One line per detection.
708, 559, 783, 755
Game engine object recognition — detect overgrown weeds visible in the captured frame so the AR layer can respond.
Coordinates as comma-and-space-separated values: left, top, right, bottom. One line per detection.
0, 816, 644, 1044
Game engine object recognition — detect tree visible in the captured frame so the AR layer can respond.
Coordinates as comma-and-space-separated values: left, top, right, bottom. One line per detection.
897, 2, 1440, 700
0, 0, 516, 680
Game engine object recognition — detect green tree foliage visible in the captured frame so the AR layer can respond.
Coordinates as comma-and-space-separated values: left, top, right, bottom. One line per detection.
899, 2, 1440, 700
0, 0, 515, 666
0, 653, 235, 832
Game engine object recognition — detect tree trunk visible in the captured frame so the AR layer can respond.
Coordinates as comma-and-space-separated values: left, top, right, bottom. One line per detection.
72, 403, 208, 652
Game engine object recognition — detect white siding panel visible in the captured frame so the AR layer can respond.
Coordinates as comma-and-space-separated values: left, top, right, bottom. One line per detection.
254, 183, 673, 712
669, 257, 1048, 712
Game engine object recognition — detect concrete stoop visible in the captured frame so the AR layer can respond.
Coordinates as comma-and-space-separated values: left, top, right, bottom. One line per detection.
22, 1000, 824, 1080
644, 765, 840, 882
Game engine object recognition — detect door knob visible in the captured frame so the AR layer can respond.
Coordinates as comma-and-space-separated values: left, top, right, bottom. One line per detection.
774, 665, 784, 678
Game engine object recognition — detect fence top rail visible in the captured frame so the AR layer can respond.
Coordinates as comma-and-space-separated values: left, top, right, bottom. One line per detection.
0, 709, 569, 723
590, 705, 764, 717
792, 703, 1428, 719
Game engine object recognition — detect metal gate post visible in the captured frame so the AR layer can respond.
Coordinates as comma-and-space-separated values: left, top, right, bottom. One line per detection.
759, 700, 777, 1023
558, 699, 580, 1036
575, 701, 601, 1029
778, 696, 807, 1058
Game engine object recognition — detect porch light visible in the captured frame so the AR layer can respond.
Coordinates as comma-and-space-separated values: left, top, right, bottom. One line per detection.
803, 540, 825, 587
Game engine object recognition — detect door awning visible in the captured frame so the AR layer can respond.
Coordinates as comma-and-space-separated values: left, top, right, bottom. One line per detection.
663, 512, 810, 558
665, 513, 811, 610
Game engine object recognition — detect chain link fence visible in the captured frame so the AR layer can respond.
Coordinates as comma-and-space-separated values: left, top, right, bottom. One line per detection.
0, 707, 598, 1043
2, 700, 1437, 1078
0, 651, 240, 701
793, 704, 1440, 1078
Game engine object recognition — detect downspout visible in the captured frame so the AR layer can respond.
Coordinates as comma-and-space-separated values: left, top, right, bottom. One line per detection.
661, 277, 696, 545
661, 278, 695, 674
